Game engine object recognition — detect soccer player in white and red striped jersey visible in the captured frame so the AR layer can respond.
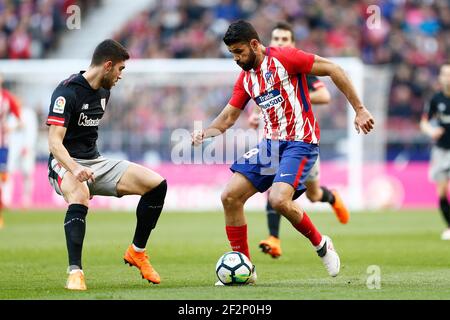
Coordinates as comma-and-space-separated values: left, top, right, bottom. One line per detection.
0, 74, 22, 228
192, 20, 374, 284
257, 22, 350, 259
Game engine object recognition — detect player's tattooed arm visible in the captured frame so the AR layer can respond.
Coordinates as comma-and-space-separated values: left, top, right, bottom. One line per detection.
191, 104, 242, 146
48, 125, 95, 183
310, 55, 375, 134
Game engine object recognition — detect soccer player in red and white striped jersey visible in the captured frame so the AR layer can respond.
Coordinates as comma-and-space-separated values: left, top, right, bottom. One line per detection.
256, 22, 350, 259
0, 74, 22, 228
192, 20, 374, 284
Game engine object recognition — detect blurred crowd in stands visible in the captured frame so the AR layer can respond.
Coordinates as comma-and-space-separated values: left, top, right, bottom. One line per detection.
2, 0, 449, 161
113, 0, 450, 160
0, 0, 100, 58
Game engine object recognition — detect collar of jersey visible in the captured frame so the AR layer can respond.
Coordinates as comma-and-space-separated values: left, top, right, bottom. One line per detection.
252, 54, 269, 73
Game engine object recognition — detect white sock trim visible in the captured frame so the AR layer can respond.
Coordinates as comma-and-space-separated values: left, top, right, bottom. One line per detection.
132, 244, 145, 252
315, 236, 326, 251
69, 269, 84, 275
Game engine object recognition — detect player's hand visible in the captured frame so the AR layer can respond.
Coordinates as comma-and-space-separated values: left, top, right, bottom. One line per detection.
354, 107, 375, 134
248, 113, 260, 129
431, 127, 445, 141
191, 130, 204, 146
72, 165, 95, 183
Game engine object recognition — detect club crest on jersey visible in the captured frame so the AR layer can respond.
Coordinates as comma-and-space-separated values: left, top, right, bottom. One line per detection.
101, 98, 106, 111
265, 71, 274, 85
438, 103, 446, 112
53, 96, 66, 114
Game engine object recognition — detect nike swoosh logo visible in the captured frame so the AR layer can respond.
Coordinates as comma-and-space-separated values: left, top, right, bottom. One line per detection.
280, 173, 293, 177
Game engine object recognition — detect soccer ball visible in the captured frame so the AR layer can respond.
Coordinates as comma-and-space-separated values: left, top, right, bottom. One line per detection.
215, 251, 253, 285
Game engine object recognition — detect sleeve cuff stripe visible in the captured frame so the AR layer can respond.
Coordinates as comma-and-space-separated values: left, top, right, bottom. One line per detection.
47, 119, 65, 125
48, 116, 65, 121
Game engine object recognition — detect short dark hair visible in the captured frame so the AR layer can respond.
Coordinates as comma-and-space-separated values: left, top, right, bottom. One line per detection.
91, 39, 130, 66
272, 21, 295, 42
223, 20, 260, 46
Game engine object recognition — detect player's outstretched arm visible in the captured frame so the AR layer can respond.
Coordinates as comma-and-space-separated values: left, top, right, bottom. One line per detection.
310, 55, 375, 134
192, 104, 242, 146
48, 125, 94, 182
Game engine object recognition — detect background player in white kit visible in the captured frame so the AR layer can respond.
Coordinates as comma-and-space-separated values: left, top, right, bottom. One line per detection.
6, 105, 38, 209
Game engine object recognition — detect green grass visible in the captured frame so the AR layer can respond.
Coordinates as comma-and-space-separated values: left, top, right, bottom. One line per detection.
0, 208, 449, 300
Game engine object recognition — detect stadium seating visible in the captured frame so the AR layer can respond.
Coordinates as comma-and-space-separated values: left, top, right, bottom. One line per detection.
111, 0, 449, 161
0, 0, 101, 59
4, 0, 447, 162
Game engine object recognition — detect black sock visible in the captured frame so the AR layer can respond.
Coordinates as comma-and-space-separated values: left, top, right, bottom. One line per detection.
439, 197, 450, 227
133, 180, 167, 249
64, 204, 88, 270
266, 201, 281, 238
320, 186, 335, 204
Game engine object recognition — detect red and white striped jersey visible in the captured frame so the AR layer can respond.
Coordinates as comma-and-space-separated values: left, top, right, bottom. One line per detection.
0, 89, 21, 147
229, 46, 320, 144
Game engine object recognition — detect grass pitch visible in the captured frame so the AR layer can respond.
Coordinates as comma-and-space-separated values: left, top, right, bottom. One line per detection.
0, 208, 449, 300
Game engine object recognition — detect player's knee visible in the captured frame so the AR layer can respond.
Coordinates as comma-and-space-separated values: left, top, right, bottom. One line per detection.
221, 190, 240, 209
437, 184, 448, 198
66, 189, 90, 207
145, 179, 167, 203
269, 193, 289, 214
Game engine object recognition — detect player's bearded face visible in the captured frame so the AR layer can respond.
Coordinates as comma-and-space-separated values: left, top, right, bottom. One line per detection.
240, 48, 257, 71
101, 73, 115, 90
236, 45, 256, 71
101, 61, 124, 89
228, 42, 257, 71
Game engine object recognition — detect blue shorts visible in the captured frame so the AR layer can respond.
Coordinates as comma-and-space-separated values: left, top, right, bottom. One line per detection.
0, 147, 8, 173
230, 139, 319, 193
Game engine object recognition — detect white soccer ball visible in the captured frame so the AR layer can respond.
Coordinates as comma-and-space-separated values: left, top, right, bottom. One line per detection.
215, 251, 253, 285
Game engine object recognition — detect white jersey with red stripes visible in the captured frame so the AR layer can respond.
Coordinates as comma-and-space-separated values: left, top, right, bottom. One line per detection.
229, 46, 320, 144
0, 89, 21, 147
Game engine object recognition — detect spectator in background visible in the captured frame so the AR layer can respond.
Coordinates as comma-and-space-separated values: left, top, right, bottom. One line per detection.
8, 20, 31, 59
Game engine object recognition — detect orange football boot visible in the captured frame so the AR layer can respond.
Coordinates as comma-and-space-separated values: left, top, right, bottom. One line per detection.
331, 190, 350, 224
124, 245, 160, 284
259, 236, 282, 258
65, 269, 87, 291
